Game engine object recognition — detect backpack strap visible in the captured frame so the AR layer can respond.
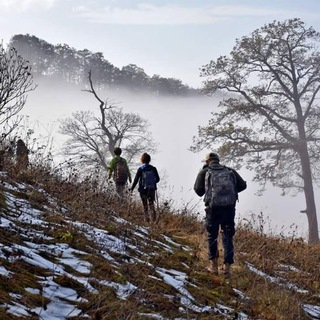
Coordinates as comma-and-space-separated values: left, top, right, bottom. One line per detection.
116, 157, 124, 164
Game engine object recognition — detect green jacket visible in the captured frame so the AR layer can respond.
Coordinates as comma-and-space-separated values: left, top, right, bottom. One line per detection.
108, 156, 132, 183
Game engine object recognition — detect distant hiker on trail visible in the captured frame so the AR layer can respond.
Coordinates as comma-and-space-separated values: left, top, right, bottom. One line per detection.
130, 152, 160, 223
16, 139, 29, 170
108, 147, 132, 201
194, 152, 247, 277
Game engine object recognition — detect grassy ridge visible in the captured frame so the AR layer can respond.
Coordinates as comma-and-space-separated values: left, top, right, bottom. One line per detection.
0, 162, 319, 319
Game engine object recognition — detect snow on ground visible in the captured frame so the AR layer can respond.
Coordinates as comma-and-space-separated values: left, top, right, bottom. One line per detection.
0, 174, 319, 319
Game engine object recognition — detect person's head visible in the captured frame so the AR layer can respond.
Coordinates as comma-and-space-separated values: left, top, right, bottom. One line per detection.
16, 139, 25, 147
141, 152, 151, 164
114, 147, 122, 156
204, 152, 220, 164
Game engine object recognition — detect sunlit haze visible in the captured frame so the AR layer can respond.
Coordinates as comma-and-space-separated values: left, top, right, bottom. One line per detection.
2, 0, 320, 239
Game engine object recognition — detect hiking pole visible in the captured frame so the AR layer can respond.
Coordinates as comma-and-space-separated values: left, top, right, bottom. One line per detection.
155, 190, 160, 213
155, 190, 160, 224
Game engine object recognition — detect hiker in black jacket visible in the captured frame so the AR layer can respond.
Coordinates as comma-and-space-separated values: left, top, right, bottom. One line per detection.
130, 152, 160, 223
194, 152, 247, 276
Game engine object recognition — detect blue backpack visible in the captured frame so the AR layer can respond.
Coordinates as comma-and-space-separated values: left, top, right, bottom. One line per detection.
141, 165, 157, 190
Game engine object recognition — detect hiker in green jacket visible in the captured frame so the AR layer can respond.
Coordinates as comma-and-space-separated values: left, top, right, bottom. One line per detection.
108, 147, 132, 200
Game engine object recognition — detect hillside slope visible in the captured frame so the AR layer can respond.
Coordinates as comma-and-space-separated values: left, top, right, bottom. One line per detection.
0, 166, 320, 319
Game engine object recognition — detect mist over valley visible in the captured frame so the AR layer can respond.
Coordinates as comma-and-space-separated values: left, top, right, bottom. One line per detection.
21, 75, 312, 240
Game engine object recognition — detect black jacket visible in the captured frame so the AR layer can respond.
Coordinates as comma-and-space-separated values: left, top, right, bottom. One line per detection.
194, 162, 247, 198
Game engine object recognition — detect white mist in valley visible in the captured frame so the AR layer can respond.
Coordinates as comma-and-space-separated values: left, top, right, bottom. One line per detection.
22, 79, 315, 239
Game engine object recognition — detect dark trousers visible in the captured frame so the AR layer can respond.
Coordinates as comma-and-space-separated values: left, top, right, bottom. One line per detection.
205, 205, 235, 264
115, 183, 126, 201
140, 190, 156, 221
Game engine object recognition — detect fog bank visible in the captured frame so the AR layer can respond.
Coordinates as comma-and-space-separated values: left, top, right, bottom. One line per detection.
21, 79, 316, 239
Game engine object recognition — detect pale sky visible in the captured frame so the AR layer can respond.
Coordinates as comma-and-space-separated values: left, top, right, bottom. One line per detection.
1, 0, 320, 87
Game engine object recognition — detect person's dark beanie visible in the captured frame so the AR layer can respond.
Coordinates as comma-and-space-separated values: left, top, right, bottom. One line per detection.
204, 152, 220, 162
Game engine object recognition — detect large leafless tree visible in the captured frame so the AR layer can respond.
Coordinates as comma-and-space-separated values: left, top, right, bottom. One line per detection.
59, 71, 156, 172
0, 43, 36, 139
191, 19, 320, 243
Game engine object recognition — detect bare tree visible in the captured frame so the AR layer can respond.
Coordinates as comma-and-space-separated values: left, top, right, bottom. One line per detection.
0, 42, 36, 139
59, 71, 156, 172
191, 19, 320, 243
59, 111, 106, 169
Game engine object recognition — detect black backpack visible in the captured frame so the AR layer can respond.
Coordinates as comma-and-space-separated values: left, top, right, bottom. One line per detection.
114, 159, 128, 184
204, 166, 237, 207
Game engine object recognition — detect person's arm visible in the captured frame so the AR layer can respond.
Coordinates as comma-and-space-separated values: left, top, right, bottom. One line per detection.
108, 157, 116, 179
131, 168, 142, 191
193, 169, 206, 197
124, 159, 132, 183
153, 167, 160, 184
232, 169, 247, 193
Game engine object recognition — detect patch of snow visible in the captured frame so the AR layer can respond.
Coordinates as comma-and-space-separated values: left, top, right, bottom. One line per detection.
0, 265, 11, 277
246, 262, 308, 294
233, 288, 250, 301
73, 222, 128, 255
277, 263, 300, 272
302, 303, 320, 318
100, 280, 137, 300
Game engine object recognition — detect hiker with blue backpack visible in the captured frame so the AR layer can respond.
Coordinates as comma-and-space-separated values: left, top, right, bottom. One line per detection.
130, 152, 160, 223
194, 152, 246, 276
108, 147, 132, 201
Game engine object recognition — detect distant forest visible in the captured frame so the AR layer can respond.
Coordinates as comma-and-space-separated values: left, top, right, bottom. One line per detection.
9, 34, 198, 96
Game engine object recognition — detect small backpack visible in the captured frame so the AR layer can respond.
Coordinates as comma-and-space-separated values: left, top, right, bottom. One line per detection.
114, 158, 128, 184
204, 166, 237, 207
141, 167, 157, 190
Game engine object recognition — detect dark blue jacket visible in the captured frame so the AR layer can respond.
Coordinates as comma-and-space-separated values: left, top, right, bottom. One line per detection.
131, 164, 160, 193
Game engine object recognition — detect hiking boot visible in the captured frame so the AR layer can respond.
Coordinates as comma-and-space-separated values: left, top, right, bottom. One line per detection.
208, 258, 219, 275
224, 263, 231, 277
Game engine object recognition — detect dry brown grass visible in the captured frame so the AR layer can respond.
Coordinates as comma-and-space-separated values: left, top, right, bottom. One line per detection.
0, 160, 319, 319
